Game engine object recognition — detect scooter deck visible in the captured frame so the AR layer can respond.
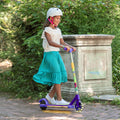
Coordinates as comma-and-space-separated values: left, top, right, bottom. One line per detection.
40, 104, 75, 109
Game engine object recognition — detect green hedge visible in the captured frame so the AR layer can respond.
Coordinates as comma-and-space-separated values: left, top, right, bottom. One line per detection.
0, 0, 120, 98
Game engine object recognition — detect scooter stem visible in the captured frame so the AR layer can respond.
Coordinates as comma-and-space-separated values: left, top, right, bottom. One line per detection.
64, 48, 79, 94
70, 52, 79, 94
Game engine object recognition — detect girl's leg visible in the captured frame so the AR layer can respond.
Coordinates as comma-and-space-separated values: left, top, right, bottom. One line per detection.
49, 84, 62, 100
48, 83, 69, 105
54, 84, 62, 100
49, 85, 56, 98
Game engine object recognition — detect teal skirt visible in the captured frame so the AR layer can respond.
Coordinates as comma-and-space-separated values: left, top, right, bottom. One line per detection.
33, 51, 67, 86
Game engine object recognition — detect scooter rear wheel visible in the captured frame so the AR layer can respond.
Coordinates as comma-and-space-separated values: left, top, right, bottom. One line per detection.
40, 100, 47, 110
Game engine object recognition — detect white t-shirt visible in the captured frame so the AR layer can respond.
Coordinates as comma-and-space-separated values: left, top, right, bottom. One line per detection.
41, 27, 63, 52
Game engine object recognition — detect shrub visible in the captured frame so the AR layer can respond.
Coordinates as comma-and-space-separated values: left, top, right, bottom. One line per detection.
0, 0, 120, 98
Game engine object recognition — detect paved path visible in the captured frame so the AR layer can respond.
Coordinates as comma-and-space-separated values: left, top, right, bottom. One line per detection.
0, 93, 120, 120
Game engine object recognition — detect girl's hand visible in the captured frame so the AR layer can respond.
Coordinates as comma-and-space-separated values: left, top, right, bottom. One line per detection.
72, 47, 76, 52
64, 46, 71, 52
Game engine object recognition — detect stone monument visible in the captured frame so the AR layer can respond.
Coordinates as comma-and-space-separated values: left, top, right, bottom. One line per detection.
60, 34, 115, 99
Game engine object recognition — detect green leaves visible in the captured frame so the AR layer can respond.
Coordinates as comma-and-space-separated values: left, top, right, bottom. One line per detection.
1, 0, 120, 98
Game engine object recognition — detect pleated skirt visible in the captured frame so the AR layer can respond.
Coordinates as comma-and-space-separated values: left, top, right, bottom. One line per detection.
33, 51, 67, 86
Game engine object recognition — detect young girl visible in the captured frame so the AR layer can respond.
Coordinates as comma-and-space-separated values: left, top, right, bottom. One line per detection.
33, 7, 76, 105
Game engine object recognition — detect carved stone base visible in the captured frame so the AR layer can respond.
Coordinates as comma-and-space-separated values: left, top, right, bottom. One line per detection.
60, 34, 115, 98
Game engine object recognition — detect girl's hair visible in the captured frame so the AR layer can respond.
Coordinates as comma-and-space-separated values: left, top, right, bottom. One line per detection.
43, 17, 51, 29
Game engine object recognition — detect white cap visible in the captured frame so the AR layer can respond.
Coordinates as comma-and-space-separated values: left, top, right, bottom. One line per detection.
47, 8, 63, 18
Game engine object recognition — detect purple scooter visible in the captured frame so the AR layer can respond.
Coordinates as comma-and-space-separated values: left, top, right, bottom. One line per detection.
39, 48, 83, 111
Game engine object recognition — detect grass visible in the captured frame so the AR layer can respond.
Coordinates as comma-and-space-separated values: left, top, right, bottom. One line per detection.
80, 95, 120, 106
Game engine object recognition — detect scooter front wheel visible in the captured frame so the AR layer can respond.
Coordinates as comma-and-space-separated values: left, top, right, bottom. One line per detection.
75, 102, 83, 112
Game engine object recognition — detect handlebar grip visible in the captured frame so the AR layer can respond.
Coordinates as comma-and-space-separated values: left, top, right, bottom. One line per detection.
64, 47, 73, 53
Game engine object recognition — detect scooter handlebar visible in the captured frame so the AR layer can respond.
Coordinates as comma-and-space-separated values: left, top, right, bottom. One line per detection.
64, 47, 73, 53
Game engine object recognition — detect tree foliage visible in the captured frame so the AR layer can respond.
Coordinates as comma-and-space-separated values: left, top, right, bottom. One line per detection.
0, 0, 120, 98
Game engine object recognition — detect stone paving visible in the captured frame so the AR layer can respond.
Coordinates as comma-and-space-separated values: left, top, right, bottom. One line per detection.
0, 94, 120, 120
92, 95, 120, 101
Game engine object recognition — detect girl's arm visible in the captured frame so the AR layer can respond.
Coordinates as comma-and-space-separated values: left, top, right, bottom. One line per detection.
60, 38, 76, 52
45, 32, 70, 52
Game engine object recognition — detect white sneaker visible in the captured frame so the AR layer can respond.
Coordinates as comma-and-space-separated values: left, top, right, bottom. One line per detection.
45, 94, 56, 104
56, 99, 70, 105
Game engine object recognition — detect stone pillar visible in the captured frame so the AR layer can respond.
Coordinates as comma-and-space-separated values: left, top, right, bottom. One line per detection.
60, 34, 115, 99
